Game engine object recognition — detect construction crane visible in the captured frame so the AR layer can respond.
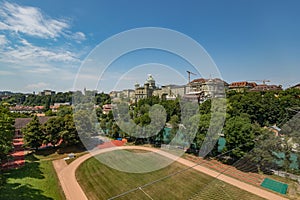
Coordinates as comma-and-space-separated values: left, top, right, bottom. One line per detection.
186, 70, 197, 83
247, 80, 271, 84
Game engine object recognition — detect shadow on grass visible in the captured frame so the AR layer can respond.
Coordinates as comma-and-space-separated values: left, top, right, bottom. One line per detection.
56, 145, 86, 154
3, 154, 44, 180
35, 147, 58, 157
0, 183, 53, 200
0, 154, 51, 200
35, 145, 86, 156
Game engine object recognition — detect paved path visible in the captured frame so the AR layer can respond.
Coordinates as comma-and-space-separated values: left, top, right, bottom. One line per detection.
53, 146, 289, 200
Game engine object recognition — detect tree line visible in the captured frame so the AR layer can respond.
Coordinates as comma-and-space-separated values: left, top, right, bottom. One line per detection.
0, 106, 15, 186
0, 91, 110, 109
1, 88, 300, 180
104, 88, 300, 173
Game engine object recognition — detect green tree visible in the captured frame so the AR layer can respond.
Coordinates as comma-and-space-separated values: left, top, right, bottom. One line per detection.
193, 114, 211, 149
60, 114, 80, 146
42, 117, 63, 145
100, 119, 107, 133
23, 115, 44, 150
223, 115, 255, 159
56, 106, 72, 117
0, 106, 14, 160
169, 114, 179, 140
109, 123, 120, 139
44, 109, 55, 116
246, 128, 279, 172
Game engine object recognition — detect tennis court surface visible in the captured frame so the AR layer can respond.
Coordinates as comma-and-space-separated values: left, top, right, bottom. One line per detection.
260, 178, 288, 195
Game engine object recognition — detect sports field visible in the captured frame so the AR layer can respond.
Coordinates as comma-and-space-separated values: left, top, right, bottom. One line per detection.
76, 150, 265, 200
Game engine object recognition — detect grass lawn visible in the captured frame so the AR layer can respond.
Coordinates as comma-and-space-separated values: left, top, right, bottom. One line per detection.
76, 150, 265, 200
0, 152, 66, 200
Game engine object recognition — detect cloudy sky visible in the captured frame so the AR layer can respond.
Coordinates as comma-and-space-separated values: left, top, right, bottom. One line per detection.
0, 0, 299, 93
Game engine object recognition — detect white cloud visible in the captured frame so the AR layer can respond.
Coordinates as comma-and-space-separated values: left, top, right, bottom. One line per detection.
0, 2, 87, 74
0, 2, 69, 39
0, 2, 89, 92
0, 35, 7, 45
25, 82, 49, 90
0, 70, 13, 75
0, 35, 8, 45
0, 38, 81, 66
71, 31, 86, 42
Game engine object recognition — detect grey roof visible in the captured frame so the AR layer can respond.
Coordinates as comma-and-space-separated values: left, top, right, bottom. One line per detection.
14, 116, 52, 130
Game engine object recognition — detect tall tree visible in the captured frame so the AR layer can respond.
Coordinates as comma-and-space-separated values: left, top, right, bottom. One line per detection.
246, 128, 280, 172
23, 115, 44, 150
42, 117, 63, 145
223, 115, 255, 159
0, 106, 14, 160
60, 114, 80, 146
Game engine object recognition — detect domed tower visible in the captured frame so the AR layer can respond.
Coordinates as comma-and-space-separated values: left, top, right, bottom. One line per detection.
147, 74, 156, 89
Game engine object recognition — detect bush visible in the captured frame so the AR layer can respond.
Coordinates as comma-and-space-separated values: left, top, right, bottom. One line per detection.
0, 172, 6, 187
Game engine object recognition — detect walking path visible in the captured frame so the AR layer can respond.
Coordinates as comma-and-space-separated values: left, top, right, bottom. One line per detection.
53, 146, 289, 200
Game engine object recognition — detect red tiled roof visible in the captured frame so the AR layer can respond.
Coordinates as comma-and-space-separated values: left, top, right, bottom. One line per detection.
250, 84, 282, 92
190, 78, 206, 83
229, 81, 257, 88
9, 106, 44, 111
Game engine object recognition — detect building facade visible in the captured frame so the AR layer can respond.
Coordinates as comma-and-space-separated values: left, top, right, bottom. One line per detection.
38, 90, 55, 96
184, 78, 228, 102
153, 85, 187, 100
134, 74, 157, 101
250, 84, 282, 92
228, 81, 257, 92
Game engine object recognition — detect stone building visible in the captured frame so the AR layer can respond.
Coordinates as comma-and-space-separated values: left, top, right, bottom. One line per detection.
134, 74, 157, 101
153, 85, 187, 100
38, 90, 55, 96
187, 78, 228, 98
249, 84, 282, 92
228, 81, 257, 92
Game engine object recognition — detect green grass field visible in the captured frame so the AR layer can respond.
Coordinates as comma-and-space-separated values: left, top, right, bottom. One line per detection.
0, 153, 65, 200
76, 150, 265, 200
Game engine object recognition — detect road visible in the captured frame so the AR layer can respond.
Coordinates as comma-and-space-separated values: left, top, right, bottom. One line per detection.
53, 146, 288, 200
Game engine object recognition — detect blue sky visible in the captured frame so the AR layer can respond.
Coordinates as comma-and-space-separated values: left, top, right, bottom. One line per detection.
0, 0, 299, 93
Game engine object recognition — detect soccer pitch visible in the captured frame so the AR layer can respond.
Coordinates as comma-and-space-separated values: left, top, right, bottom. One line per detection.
76, 150, 264, 200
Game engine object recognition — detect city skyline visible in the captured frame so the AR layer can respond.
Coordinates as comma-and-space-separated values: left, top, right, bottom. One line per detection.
0, 0, 300, 93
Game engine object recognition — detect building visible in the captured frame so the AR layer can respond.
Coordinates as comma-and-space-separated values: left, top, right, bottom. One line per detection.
250, 84, 282, 92
134, 74, 157, 101
102, 104, 112, 114
268, 125, 282, 137
38, 90, 55, 96
9, 105, 44, 114
110, 89, 135, 103
133, 75, 228, 103
153, 85, 187, 100
121, 89, 135, 100
228, 81, 257, 92
290, 83, 300, 90
50, 102, 71, 112
14, 116, 52, 138
184, 78, 228, 102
